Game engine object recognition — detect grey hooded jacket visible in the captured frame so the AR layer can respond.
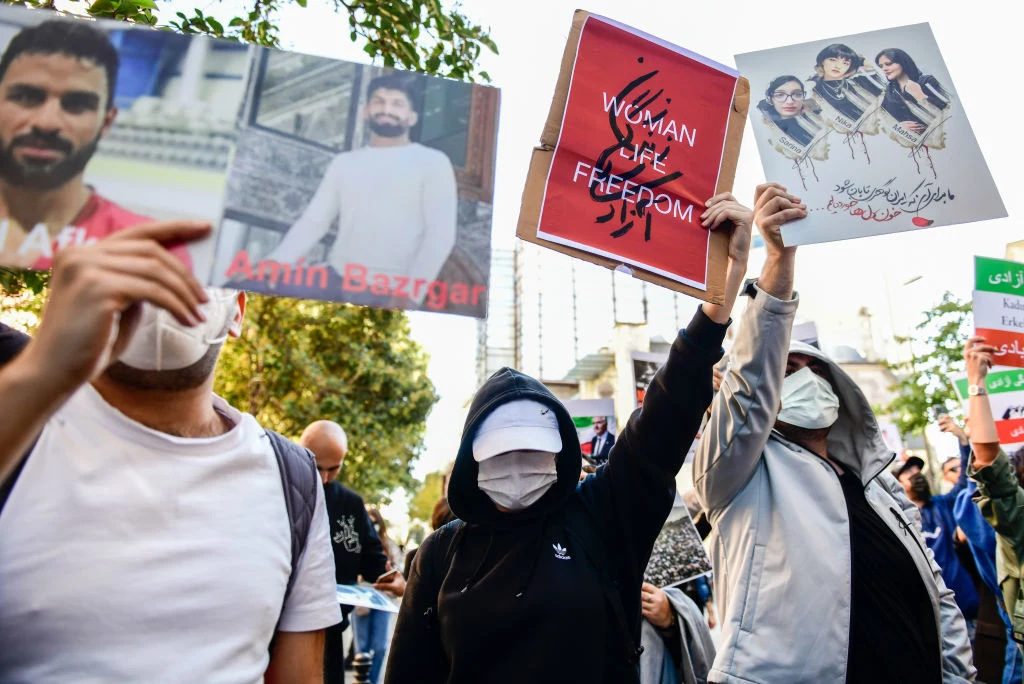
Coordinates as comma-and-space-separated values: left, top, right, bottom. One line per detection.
640, 588, 716, 684
693, 283, 975, 683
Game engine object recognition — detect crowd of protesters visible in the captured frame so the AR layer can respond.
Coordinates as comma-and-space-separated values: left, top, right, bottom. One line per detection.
2, 170, 1024, 684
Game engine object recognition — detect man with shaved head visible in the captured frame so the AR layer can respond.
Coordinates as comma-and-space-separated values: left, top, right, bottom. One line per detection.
299, 420, 405, 684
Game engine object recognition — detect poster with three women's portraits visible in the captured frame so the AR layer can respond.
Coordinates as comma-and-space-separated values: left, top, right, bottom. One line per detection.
735, 24, 1005, 247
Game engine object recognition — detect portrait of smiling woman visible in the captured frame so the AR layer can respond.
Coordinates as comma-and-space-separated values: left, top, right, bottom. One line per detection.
809, 43, 885, 124
756, 74, 827, 148
875, 48, 951, 134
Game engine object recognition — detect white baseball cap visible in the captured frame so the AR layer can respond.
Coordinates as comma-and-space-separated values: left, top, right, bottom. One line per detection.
472, 399, 563, 462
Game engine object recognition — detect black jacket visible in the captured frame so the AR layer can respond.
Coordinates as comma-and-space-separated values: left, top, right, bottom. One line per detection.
323, 481, 388, 585
384, 307, 727, 684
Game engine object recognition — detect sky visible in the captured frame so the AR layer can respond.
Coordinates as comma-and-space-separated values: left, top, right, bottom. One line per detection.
155, 0, 1024, 531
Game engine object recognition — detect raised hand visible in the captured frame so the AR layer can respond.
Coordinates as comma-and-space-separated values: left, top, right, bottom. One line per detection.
28, 220, 210, 392
752, 182, 806, 256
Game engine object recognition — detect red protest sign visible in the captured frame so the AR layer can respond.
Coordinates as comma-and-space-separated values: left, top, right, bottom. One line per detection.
534, 15, 739, 291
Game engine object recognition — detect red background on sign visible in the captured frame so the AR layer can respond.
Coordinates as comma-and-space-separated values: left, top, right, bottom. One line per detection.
976, 328, 1024, 370
538, 18, 737, 287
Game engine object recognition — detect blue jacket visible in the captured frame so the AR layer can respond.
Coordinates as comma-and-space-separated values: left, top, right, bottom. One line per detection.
921, 443, 979, 619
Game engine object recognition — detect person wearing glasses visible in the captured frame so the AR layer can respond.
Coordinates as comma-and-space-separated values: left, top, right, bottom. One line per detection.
756, 75, 827, 148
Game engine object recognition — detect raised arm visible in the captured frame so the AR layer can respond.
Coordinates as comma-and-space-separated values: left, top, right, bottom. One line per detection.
693, 183, 807, 513
264, 157, 343, 266
965, 336, 1000, 467
0, 221, 210, 485
579, 192, 751, 572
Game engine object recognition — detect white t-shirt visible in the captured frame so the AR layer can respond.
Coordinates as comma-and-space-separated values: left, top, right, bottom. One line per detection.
267, 142, 458, 286
0, 384, 341, 683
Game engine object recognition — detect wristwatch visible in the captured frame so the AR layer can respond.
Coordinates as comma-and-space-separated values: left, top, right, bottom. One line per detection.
968, 385, 988, 396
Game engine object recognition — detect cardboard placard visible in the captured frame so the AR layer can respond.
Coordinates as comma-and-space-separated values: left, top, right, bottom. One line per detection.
517, 10, 749, 305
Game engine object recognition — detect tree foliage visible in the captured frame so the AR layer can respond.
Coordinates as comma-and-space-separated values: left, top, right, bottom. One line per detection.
215, 296, 437, 503
884, 292, 973, 436
5, 0, 497, 81
407, 470, 445, 523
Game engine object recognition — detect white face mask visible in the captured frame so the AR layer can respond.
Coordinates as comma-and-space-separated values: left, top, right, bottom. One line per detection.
477, 450, 559, 512
777, 365, 840, 429
118, 289, 239, 371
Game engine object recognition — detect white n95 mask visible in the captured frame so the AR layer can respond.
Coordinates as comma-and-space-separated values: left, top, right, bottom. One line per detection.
777, 366, 840, 429
118, 288, 239, 371
477, 450, 559, 511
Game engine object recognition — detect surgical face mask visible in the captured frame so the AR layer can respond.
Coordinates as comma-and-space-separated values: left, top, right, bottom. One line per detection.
118, 288, 239, 371
777, 366, 840, 430
477, 450, 559, 512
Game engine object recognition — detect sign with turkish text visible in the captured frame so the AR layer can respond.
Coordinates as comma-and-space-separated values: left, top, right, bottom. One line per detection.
736, 24, 1005, 246
974, 256, 1024, 369
953, 368, 1024, 450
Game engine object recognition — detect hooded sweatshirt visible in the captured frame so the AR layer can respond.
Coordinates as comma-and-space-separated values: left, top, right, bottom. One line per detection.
694, 283, 975, 683
384, 307, 727, 684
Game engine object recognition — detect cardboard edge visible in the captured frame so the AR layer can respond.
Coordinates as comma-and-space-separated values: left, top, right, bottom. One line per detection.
519, 23, 750, 306
540, 9, 590, 149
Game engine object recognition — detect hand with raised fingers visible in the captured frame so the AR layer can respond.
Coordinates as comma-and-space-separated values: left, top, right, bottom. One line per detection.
27, 220, 211, 393
752, 182, 807, 257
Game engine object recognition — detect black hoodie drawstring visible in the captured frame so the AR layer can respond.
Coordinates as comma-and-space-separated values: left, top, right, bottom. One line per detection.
460, 527, 494, 592
513, 516, 552, 599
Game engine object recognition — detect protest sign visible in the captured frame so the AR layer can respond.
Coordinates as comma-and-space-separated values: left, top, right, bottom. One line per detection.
0, 7, 231, 278
564, 398, 617, 464
644, 495, 713, 588
953, 369, 1024, 450
736, 24, 1005, 247
632, 351, 667, 407
0, 5, 499, 319
518, 11, 749, 304
210, 49, 500, 318
974, 256, 1024, 369
335, 584, 399, 613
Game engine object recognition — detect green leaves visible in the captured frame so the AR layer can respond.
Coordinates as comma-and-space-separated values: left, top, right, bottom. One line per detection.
884, 292, 973, 437
214, 295, 438, 504
337, 0, 498, 81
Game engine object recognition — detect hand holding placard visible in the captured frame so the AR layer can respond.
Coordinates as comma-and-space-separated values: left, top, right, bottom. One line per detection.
753, 183, 806, 257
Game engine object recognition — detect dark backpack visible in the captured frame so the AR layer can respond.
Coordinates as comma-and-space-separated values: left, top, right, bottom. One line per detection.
0, 426, 319, 631
427, 501, 643, 684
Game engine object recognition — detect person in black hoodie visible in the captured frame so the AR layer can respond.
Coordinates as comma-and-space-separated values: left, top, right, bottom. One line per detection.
383, 187, 794, 684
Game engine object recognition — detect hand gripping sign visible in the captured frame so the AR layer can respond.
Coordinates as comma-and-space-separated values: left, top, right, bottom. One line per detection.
517, 11, 748, 304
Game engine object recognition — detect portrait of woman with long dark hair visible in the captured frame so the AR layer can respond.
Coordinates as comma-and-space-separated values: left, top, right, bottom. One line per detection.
875, 48, 951, 134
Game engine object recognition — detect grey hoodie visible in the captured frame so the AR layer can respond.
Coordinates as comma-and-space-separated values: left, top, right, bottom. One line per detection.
693, 283, 975, 683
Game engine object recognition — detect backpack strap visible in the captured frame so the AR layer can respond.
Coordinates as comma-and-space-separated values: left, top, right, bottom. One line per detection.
564, 501, 643, 684
0, 445, 32, 520
265, 429, 320, 629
